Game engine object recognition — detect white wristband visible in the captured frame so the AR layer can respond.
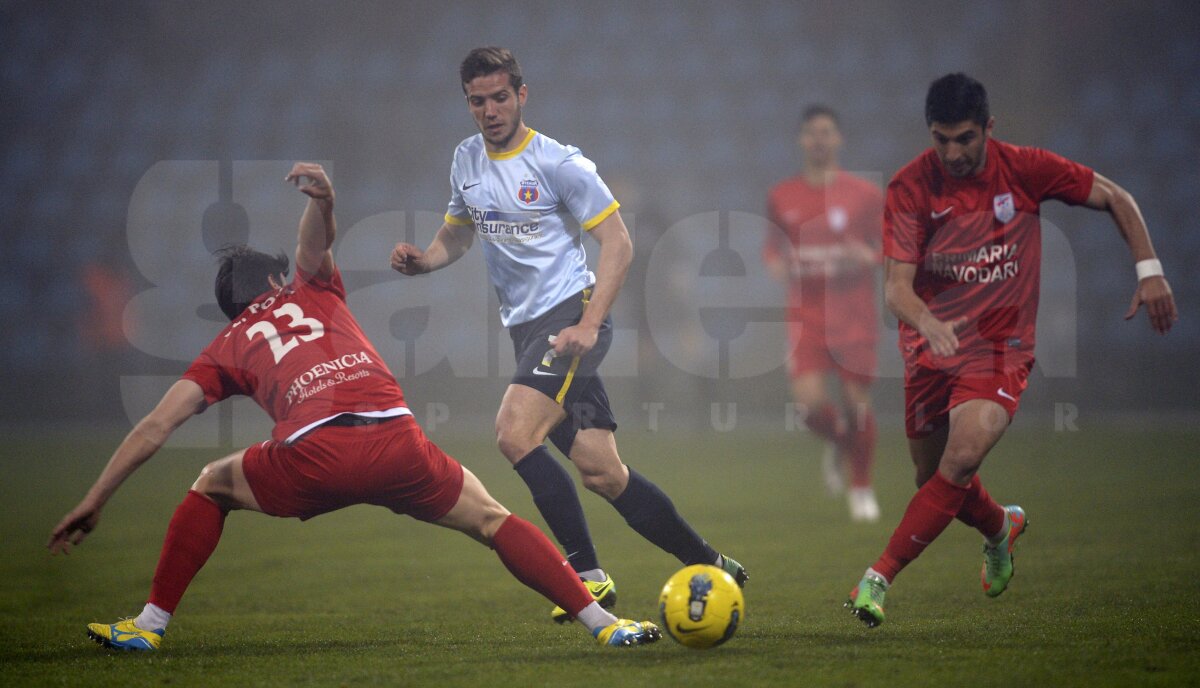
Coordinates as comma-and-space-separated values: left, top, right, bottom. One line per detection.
1135, 259, 1163, 281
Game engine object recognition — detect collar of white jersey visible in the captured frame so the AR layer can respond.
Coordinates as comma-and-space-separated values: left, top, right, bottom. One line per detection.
486, 128, 538, 161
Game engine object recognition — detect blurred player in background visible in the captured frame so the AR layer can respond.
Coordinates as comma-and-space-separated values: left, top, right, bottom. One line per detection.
846, 73, 1178, 627
764, 105, 883, 522
391, 47, 747, 623
49, 163, 662, 650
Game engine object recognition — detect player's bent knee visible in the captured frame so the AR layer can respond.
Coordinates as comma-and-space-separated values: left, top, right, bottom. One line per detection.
579, 468, 624, 500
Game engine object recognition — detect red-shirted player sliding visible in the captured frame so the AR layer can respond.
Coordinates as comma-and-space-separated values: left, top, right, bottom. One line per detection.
47, 163, 662, 650
846, 74, 1178, 627
764, 105, 884, 522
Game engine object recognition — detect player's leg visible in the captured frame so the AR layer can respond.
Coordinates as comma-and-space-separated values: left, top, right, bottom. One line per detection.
88, 449, 262, 650
840, 376, 879, 521
847, 398, 1010, 627
791, 369, 849, 496
495, 383, 603, 581
433, 466, 659, 646
564, 426, 748, 586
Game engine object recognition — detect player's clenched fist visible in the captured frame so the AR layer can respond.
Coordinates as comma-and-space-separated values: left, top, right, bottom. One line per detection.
391, 243, 428, 275
285, 162, 335, 203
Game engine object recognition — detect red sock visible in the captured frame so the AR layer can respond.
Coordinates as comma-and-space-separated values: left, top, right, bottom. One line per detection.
872, 473, 969, 582
846, 407, 876, 488
805, 403, 844, 445
147, 490, 226, 614
491, 515, 592, 617
955, 475, 1006, 538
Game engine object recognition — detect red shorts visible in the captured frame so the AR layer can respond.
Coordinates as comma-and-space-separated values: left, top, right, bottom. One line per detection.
787, 334, 877, 385
242, 415, 464, 522
904, 360, 1033, 439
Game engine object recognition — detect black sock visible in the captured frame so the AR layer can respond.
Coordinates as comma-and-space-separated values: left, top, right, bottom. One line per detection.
513, 446, 600, 573
610, 468, 718, 566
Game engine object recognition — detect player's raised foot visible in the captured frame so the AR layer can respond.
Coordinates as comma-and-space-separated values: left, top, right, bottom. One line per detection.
86, 618, 164, 651
981, 505, 1028, 598
594, 619, 662, 647
551, 575, 617, 624
848, 487, 881, 523
718, 554, 749, 588
845, 570, 888, 628
821, 442, 846, 496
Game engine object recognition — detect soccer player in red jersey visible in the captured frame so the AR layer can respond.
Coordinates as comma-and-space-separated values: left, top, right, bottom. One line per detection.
764, 105, 884, 522
48, 163, 662, 650
846, 74, 1178, 627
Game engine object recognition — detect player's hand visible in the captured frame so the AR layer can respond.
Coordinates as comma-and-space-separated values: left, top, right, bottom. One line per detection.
1124, 275, 1178, 334
390, 243, 428, 275
919, 314, 967, 358
285, 162, 335, 204
553, 323, 599, 357
47, 500, 101, 555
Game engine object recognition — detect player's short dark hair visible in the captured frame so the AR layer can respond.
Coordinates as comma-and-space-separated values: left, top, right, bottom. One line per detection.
800, 104, 840, 128
925, 73, 990, 127
460, 46, 523, 94
214, 245, 289, 321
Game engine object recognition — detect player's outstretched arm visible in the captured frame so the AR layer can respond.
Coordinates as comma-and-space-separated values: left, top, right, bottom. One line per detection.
47, 380, 206, 554
553, 210, 633, 357
286, 162, 337, 280
885, 258, 966, 358
1082, 172, 1178, 334
390, 221, 475, 276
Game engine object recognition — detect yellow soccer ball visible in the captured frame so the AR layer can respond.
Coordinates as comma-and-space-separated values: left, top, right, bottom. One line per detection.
658, 564, 744, 649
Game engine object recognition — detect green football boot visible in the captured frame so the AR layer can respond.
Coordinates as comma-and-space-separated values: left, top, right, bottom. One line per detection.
981, 505, 1028, 598
845, 570, 888, 628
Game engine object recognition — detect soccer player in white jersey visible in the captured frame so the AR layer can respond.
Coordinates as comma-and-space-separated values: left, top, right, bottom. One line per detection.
391, 47, 746, 623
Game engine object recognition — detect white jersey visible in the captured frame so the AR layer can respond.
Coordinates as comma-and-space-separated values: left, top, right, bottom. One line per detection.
445, 128, 619, 327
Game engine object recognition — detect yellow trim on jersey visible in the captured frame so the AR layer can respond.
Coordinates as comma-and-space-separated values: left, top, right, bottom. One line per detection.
582, 200, 620, 231
444, 212, 473, 226
486, 128, 538, 161
554, 288, 593, 404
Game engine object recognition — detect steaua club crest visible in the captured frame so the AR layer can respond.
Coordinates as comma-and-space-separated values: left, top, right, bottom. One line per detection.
517, 179, 539, 204
993, 192, 1015, 224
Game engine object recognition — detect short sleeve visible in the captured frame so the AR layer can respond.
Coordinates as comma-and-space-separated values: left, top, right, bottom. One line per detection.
555, 149, 619, 230
763, 190, 786, 263
294, 264, 347, 301
445, 150, 472, 226
1019, 147, 1095, 206
882, 177, 927, 263
181, 349, 245, 407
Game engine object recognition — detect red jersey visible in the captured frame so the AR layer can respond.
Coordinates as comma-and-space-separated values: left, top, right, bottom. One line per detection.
182, 266, 409, 443
883, 138, 1094, 371
765, 171, 882, 346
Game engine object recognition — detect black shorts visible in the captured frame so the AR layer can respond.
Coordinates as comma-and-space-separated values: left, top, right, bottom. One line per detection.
509, 288, 617, 455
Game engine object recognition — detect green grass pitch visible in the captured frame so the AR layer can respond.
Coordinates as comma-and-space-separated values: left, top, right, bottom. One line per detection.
2, 425, 1198, 686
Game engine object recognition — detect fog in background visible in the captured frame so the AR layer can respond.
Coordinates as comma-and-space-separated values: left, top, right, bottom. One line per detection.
2, 1, 1196, 439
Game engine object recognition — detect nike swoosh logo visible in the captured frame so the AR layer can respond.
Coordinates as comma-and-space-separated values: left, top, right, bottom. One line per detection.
673, 624, 709, 634
462, 181, 481, 190
931, 207, 953, 219
532, 368, 559, 377
997, 387, 1016, 402
910, 535, 932, 545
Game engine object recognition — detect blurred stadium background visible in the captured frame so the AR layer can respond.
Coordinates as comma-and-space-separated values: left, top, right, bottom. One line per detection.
1, 0, 1196, 435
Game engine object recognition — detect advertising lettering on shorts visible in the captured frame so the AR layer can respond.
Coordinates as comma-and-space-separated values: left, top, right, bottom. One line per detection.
284, 351, 375, 405
468, 205, 542, 244
927, 242, 1020, 284
517, 178, 539, 204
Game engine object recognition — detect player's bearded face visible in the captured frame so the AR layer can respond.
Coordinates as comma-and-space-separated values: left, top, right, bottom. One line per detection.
930, 120, 991, 178
465, 73, 526, 150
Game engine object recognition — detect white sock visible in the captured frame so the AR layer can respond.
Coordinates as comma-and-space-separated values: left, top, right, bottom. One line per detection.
135, 603, 171, 631
985, 519, 1011, 548
865, 567, 891, 588
576, 602, 619, 634
713, 554, 724, 567
576, 568, 607, 583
